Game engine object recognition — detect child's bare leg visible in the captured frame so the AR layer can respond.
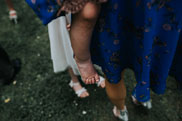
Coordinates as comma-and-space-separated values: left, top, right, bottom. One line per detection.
70, 2, 100, 84
68, 68, 89, 98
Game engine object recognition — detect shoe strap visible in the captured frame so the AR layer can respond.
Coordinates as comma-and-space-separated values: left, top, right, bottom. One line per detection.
119, 109, 128, 116
9, 10, 17, 15
113, 106, 128, 121
132, 95, 152, 109
141, 100, 152, 109
69, 80, 80, 87
119, 106, 128, 114
75, 87, 87, 97
97, 76, 105, 87
69, 80, 87, 97
131, 95, 140, 105
9, 10, 17, 21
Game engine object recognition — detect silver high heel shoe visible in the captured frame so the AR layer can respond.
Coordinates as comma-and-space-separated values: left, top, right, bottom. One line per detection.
131, 95, 152, 109
113, 106, 128, 121
9, 10, 18, 24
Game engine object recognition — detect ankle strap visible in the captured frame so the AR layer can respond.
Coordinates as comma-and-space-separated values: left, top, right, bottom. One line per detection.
69, 80, 80, 87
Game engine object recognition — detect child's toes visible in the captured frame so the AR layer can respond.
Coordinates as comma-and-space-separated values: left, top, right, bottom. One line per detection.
85, 79, 89, 84
91, 78, 95, 84
88, 78, 92, 84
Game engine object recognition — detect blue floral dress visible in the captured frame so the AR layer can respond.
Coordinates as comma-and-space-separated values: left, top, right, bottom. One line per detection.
91, 0, 182, 102
25, 0, 107, 25
170, 33, 182, 89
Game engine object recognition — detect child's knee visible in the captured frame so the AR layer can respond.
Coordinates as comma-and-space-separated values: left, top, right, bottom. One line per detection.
82, 2, 100, 20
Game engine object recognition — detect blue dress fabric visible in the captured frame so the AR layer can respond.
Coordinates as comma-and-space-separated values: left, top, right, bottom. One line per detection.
169, 33, 182, 89
25, 0, 60, 25
91, 0, 182, 102
25, 0, 107, 25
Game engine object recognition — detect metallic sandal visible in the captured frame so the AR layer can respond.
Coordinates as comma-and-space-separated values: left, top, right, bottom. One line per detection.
113, 106, 128, 121
69, 80, 89, 98
96, 76, 105, 88
9, 10, 18, 24
131, 95, 152, 109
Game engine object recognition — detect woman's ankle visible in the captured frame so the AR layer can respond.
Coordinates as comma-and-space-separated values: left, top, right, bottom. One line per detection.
71, 77, 79, 83
116, 105, 125, 111
9, 8, 15, 11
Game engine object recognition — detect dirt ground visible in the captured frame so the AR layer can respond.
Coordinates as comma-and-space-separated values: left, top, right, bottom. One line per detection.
0, 0, 181, 121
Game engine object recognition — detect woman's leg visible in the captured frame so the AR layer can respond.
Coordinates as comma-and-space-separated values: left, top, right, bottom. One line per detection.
5, 0, 18, 23
5, 0, 15, 10
105, 71, 126, 110
68, 68, 89, 98
70, 2, 100, 84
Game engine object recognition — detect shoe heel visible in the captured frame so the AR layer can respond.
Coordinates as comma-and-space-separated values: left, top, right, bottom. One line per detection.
12, 18, 18, 24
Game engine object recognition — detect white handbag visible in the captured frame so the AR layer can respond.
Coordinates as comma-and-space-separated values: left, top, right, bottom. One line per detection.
48, 14, 79, 75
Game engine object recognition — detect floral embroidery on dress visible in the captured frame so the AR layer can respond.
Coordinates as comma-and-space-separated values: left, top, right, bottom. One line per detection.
91, 0, 182, 102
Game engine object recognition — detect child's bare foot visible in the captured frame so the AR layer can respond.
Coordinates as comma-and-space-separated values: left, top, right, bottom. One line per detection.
69, 79, 89, 98
75, 57, 100, 84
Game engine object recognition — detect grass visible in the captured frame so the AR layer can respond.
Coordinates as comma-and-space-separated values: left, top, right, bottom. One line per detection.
0, 0, 182, 121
